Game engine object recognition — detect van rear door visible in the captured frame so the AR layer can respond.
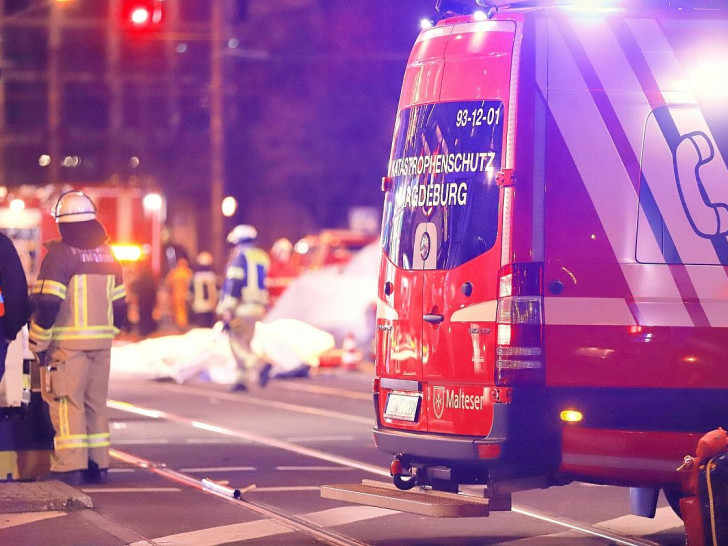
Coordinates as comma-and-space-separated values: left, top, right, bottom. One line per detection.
381, 19, 516, 437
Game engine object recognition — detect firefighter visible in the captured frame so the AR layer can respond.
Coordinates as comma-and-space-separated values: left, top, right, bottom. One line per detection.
217, 224, 271, 391
190, 251, 218, 328
0, 231, 30, 383
165, 256, 193, 331
29, 190, 127, 485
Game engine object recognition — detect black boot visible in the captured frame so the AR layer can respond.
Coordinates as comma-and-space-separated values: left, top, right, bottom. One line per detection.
85, 460, 109, 484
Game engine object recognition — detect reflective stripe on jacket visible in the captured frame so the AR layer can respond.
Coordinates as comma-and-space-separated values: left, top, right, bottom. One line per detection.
218, 245, 270, 315
30, 240, 126, 351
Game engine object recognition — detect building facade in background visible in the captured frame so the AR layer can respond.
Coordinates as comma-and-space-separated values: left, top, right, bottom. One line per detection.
0, 0, 429, 255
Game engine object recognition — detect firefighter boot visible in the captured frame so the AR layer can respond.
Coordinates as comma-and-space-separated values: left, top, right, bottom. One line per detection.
85, 460, 108, 484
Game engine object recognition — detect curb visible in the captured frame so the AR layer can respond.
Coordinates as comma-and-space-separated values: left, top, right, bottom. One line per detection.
0, 480, 93, 513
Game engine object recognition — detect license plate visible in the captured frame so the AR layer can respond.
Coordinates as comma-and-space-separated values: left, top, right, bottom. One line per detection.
384, 392, 420, 422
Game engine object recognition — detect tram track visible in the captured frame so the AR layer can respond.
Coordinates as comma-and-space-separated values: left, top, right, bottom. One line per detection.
109, 448, 368, 546
107, 387, 667, 545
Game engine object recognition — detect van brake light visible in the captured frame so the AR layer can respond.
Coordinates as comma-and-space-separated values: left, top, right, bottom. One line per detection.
495, 263, 544, 386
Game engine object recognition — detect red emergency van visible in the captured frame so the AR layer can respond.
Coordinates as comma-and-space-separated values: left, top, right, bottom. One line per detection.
372, 0, 728, 516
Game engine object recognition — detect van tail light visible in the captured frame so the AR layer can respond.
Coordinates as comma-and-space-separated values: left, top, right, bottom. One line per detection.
495, 262, 544, 386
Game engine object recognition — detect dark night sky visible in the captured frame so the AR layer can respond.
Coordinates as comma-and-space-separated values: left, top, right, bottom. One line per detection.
0, 0, 439, 249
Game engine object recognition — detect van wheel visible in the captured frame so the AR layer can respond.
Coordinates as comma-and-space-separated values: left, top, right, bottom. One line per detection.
393, 474, 417, 490
663, 488, 684, 520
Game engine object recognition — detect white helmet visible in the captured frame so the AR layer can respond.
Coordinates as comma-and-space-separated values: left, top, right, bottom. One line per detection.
271, 238, 293, 261
227, 224, 257, 244
52, 190, 97, 223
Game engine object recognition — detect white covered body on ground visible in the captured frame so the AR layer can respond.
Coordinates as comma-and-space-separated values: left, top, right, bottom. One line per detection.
111, 241, 380, 385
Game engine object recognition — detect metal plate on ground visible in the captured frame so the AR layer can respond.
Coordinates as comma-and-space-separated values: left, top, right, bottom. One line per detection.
321, 480, 494, 518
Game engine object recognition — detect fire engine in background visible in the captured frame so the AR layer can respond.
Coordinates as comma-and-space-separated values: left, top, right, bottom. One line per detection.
0, 184, 166, 282
267, 229, 378, 303
323, 0, 728, 522
0, 184, 165, 477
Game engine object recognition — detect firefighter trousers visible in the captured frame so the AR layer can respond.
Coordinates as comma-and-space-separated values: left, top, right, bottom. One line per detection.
229, 314, 262, 385
40, 347, 111, 473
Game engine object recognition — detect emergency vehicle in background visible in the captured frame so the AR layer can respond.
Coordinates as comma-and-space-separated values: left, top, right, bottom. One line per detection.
324, 0, 728, 520
267, 229, 378, 303
0, 184, 165, 377
0, 184, 165, 282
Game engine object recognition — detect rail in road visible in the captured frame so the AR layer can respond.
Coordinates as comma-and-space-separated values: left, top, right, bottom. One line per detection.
102, 380, 678, 545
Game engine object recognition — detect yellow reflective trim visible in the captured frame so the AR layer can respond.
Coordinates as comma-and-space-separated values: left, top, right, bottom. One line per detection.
53, 325, 114, 332
59, 398, 70, 438
82, 275, 89, 326
52, 327, 114, 340
87, 433, 111, 448
107, 276, 114, 325
112, 283, 127, 301
34, 279, 67, 299
227, 266, 245, 280
29, 321, 53, 341
55, 436, 89, 450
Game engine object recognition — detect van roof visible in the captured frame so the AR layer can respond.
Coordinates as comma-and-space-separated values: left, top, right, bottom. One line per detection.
451, 0, 728, 10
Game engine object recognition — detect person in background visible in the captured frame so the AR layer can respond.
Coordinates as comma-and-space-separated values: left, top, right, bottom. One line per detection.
165, 256, 193, 331
131, 259, 158, 337
0, 231, 30, 383
29, 190, 126, 485
217, 224, 271, 391
266, 237, 296, 305
190, 251, 218, 328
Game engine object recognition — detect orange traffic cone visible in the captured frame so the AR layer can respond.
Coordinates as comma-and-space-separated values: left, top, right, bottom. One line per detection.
341, 333, 362, 371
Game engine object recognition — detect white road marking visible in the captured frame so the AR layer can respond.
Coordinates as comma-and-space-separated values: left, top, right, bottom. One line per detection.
302, 505, 398, 527
180, 466, 256, 473
511, 507, 657, 546
275, 466, 355, 471
185, 438, 250, 444
128, 503, 394, 545
284, 435, 356, 443
597, 506, 683, 536
248, 486, 322, 492
129, 519, 292, 546
112, 439, 170, 445
80, 487, 182, 493
0, 511, 66, 529
156, 383, 372, 425
108, 399, 389, 478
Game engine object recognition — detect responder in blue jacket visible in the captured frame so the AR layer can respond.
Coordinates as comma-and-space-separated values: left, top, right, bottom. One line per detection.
29, 191, 127, 485
0, 231, 30, 383
217, 224, 270, 391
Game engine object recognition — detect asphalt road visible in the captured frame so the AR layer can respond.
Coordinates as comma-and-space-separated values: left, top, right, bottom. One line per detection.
3, 368, 687, 545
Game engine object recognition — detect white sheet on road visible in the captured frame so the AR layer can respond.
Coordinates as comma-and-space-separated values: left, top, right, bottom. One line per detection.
111, 240, 379, 385
111, 320, 335, 384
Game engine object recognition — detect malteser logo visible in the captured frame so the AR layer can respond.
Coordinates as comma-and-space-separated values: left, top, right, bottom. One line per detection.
431, 386, 487, 420
432, 386, 445, 419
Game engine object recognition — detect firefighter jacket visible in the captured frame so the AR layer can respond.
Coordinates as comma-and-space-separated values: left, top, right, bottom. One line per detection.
29, 221, 127, 353
0, 231, 30, 340
217, 243, 270, 316
191, 264, 218, 314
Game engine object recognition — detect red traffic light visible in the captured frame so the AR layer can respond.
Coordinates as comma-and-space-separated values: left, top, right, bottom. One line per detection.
121, 0, 164, 31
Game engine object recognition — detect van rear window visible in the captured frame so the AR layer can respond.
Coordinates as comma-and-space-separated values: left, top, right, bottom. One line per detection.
381, 101, 504, 270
